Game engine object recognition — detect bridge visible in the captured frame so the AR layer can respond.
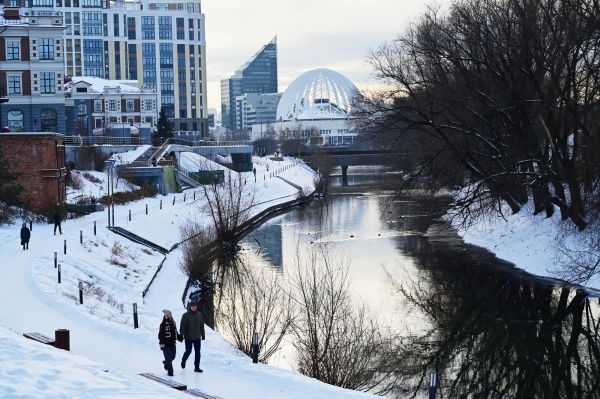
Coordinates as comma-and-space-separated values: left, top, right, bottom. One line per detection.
298, 142, 406, 177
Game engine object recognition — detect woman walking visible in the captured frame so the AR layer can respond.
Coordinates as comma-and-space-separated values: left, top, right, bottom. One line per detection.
158, 309, 179, 376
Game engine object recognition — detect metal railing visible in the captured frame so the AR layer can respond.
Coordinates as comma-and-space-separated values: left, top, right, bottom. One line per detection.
170, 137, 251, 147
64, 135, 149, 146
146, 138, 171, 166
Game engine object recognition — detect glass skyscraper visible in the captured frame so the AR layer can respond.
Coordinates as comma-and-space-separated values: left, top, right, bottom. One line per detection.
221, 37, 277, 130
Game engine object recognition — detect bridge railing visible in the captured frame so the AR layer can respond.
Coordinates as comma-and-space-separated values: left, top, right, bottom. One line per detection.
64, 136, 150, 147
170, 137, 252, 147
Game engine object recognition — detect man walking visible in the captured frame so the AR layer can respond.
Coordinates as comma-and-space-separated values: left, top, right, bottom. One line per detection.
52, 209, 62, 235
180, 302, 205, 372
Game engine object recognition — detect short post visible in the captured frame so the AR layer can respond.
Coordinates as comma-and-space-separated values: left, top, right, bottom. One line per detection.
251, 332, 259, 363
128, 209, 131, 222
133, 303, 139, 329
64, 239, 67, 255
429, 371, 437, 399
29, 221, 32, 231
78, 281, 83, 305
183, 193, 186, 202
145, 204, 148, 215
193, 191, 196, 201
80, 230, 83, 244
55, 329, 70, 351
160, 199, 163, 210
54, 251, 57, 268
93, 221, 97, 235
57, 264, 61, 284
107, 204, 110, 227
172, 196, 176, 206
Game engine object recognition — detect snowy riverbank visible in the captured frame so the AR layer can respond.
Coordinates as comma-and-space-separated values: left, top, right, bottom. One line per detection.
0, 157, 375, 398
449, 201, 600, 290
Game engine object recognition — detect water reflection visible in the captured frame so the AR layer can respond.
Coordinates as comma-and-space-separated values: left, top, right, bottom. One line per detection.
241, 167, 600, 397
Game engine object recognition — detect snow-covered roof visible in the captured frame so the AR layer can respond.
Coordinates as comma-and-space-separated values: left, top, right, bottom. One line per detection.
66, 77, 143, 94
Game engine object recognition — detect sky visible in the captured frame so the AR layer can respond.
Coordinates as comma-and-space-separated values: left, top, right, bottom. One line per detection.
203, 0, 439, 117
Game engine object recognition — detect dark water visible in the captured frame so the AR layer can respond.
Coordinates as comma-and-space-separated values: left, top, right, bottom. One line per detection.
242, 166, 600, 398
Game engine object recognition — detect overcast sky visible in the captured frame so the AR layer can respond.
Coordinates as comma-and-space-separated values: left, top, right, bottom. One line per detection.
203, 0, 441, 116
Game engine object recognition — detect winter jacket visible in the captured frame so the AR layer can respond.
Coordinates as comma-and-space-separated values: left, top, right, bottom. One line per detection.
20, 227, 30, 242
52, 212, 61, 224
158, 317, 178, 348
180, 309, 205, 341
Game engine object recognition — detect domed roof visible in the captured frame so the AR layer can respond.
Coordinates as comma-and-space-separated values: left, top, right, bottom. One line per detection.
276, 68, 359, 122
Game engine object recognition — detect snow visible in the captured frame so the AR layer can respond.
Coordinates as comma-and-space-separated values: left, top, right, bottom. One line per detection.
67, 170, 139, 202
448, 201, 600, 290
109, 145, 152, 165
67, 76, 143, 94
0, 157, 374, 398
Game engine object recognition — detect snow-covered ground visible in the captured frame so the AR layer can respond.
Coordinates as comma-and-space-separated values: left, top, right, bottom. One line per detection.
67, 170, 139, 202
449, 201, 600, 290
0, 157, 374, 398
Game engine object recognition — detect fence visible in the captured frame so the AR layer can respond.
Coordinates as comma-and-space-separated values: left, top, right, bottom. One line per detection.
64, 136, 149, 147
169, 137, 251, 147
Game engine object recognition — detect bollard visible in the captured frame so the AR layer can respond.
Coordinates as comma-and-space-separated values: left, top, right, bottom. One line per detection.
55, 329, 70, 351
193, 191, 196, 201
251, 332, 259, 363
429, 371, 437, 399
29, 221, 32, 231
80, 230, 83, 244
133, 303, 139, 329
78, 281, 83, 305
146, 204, 148, 215
57, 264, 61, 283
129, 209, 131, 222
64, 239, 67, 255
107, 204, 110, 227
94, 221, 96, 235
54, 251, 57, 268
184, 193, 186, 202
172, 196, 176, 206
160, 199, 163, 210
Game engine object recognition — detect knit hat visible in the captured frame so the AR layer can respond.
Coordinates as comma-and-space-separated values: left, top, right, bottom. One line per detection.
162, 309, 172, 318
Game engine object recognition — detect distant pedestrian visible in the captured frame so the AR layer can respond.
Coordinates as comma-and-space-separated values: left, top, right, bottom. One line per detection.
253, 167, 257, 182
180, 302, 205, 373
158, 309, 179, 377
20, 223, 30, 250
266, 163, 269, 172
52, 210, 62, 235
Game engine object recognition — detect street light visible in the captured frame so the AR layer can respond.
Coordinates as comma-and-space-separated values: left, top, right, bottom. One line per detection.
104, 159, 116, 227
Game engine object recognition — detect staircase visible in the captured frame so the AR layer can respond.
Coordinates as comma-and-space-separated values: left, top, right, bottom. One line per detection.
130, 146, 158, 167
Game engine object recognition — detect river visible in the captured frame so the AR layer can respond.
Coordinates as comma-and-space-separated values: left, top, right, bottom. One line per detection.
237, 166, 600, 398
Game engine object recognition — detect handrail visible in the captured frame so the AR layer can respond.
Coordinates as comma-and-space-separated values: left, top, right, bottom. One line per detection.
169, 137, 252, 147
147, 138, 171, 166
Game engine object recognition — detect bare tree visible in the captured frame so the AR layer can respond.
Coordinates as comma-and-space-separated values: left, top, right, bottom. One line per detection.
289, 243, 393, 393
216, 265, 295, 363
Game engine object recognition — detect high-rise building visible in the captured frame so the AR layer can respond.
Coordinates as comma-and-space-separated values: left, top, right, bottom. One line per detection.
235, 92, 280, 133
15, 0, 208, 136
221, 37, 277, 130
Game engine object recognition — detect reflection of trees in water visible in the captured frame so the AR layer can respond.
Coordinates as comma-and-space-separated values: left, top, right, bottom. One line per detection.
388, 260, 600, 398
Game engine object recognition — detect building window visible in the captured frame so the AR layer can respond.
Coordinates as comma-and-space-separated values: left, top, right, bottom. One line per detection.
39, 38, 54, 60
7, 75, 22, 95
40, 72, 56, 94
127, 17, 136, 40
94, 100, 102, 112
32, 0, 53, 6
41, 109, 57, 132
108, 100, 118, 112
126, 100, 134, 112
81, 0, 101, 6
143, 99, 154, 110
77, 103, 88, 116
7, 110, 23, 132
95, 118, 103, 129
158, 16, 172, 39
141, 16, 155, 39
176, 18, 184, 40
6, 40, 20, 60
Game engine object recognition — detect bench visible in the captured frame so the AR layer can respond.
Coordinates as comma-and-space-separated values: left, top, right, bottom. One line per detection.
23, 332, 55, 346
185, 389, 224, 399
139, 373, 187, 391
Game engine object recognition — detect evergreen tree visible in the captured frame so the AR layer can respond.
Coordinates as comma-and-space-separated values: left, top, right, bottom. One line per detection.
154, 106, 173, 139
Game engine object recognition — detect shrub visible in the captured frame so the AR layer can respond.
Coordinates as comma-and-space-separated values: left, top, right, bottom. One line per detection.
98, 185, 157, 205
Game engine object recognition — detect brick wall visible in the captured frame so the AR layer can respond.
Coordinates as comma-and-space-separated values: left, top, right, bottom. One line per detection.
0, 134, 66, 214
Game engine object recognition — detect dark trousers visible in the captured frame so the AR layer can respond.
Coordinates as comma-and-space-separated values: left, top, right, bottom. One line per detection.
21, 241, 29, 250
54, 222, 62, 234
162, 346, 176, 375
182, 339, 201, 368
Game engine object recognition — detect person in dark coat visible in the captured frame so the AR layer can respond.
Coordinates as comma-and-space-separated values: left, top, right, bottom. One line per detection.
158, 309, 179, 376
52, 210, 62, 235
180, 302, 205, 372
20, 223, 30, 250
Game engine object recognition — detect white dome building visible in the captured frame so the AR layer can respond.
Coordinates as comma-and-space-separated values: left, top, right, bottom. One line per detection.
252, 68, 363, 145
276, 68, 359, 122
